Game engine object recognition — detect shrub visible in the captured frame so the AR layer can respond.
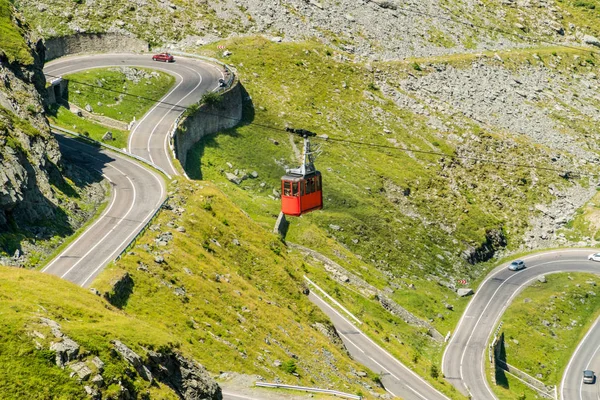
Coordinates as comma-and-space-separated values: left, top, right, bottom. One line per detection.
412, 62, 422, 71
281, 359, 297, 374
201, 91, 222, 107
430, 364, 439, 379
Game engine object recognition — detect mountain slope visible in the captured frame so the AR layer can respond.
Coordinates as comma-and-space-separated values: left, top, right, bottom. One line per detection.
0, 0, 105, 266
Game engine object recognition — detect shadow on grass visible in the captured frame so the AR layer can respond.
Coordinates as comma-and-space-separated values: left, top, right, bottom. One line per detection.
494, 332, 509, 389
185, 84, 255, 180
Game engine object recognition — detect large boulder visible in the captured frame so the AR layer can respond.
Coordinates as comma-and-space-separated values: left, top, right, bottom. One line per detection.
147, 351, 222, 400
50, 337, 80, 367
583, 35, 600, 48
457, 288, 474, 297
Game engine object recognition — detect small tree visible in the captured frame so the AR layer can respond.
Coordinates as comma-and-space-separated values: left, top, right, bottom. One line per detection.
281, 359, 297, 374
430, 364, 439, 379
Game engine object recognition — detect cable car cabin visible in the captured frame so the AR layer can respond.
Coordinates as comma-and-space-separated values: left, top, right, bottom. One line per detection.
281, 171, 322, 216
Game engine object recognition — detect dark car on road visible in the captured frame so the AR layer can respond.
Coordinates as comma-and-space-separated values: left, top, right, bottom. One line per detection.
152, 53, 174, 62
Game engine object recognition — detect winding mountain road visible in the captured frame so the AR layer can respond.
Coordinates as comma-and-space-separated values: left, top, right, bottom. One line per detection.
443, 249, 600, 400
41, 53, 600, 400
44, 53, 225, 176
42, 54, 223, 285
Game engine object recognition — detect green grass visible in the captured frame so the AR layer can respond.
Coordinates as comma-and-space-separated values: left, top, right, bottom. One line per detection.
0, 0, 33, 64
48, 105, 129, 149
0, 266, 198, 399
187, 37, 570, 328
91, 181, 385, 397
495, 273, 600, 386
64, 67, 175, 122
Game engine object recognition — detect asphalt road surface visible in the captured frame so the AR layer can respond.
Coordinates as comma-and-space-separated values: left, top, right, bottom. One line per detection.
309, 291, 450, 400
41, 133, 165, 286
44, 53, 225, 177
43, 53, 600, 400
443, 249, 600, 400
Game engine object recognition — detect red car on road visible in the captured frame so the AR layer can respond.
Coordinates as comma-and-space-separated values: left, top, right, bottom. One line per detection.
152, 53, 174, 62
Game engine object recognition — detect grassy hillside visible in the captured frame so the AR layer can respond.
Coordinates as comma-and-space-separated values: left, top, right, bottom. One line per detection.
0, 0, 33, 64
0, 267, 198, 399
92, 180, 384, 398
489, 273, 600, 399
187, 37, 596, 323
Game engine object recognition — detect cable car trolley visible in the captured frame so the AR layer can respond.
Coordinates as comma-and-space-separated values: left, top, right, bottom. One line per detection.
281, 128, 323, 216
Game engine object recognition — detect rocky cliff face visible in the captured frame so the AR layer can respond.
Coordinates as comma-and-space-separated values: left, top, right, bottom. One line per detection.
0, 4, 103, 263
0, 7, 59, 224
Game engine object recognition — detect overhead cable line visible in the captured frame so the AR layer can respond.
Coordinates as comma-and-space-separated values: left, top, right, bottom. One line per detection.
45, 5, 600, 179
46, 71, 593, 178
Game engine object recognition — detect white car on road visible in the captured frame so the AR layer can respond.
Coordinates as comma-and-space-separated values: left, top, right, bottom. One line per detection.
508, 260, 526, 271
588, 253, 600, 262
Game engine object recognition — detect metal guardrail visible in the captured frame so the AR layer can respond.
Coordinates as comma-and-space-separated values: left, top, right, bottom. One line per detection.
50, 124, 172, 179
166, 50, 235, 92
50, 124, 171, 262
255, 382, 362, 400
116, 196, 170, 260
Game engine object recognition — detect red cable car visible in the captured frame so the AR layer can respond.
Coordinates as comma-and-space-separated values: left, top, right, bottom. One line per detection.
281, 128, 323, 216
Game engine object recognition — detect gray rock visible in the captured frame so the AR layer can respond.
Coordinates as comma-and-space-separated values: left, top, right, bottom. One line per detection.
176, 226, 186, 233
92, 356, 105, 372
154, 255, 165, 264
70, 362, 92, 380
50, 337, 80, 367
146, 351, 222, 400
85, 104, 93, 112
329, 224, 341, 231
274, 359, 282, 367
232, 238, 240, 246
250, 171, 259, 178
583, 35, 600, 48
538, 275, 547, 283
225, 172, 242, 185
111, 340, 153, 382
457, 288, 474, 297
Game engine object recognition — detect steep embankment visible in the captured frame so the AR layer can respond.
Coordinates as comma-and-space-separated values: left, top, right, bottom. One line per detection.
0, 266, 222, 399
0, 0, 104, 266
92, 180, 384, 397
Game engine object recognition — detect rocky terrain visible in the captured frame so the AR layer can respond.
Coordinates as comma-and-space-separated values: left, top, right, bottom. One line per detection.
15, 0, 600, 60
0, 4, 104, 264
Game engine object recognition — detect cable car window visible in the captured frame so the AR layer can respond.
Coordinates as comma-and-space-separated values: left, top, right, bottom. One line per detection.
292, 182, 299, 196
283, 181, 291, 196
300, 181, 305, 196
315, 176, 321, 191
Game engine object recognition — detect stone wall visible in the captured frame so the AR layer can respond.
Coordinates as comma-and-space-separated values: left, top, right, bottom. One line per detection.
44, 33, 149, 61
174, 80, 243, 170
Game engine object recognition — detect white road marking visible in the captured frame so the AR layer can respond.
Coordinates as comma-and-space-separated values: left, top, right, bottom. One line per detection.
368, 356, 399, 380
310, 291, 450, 400
145, 63, 203, 176
42, 173, 117, 273
59, 172, 136, 280
338, 331, 365, 354
443, 249, 595, 380
44, 135, 166, 286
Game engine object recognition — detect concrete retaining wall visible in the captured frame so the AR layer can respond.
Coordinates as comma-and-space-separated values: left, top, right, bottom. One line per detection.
44, 33, 149, 61
174, 80, 243, 170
